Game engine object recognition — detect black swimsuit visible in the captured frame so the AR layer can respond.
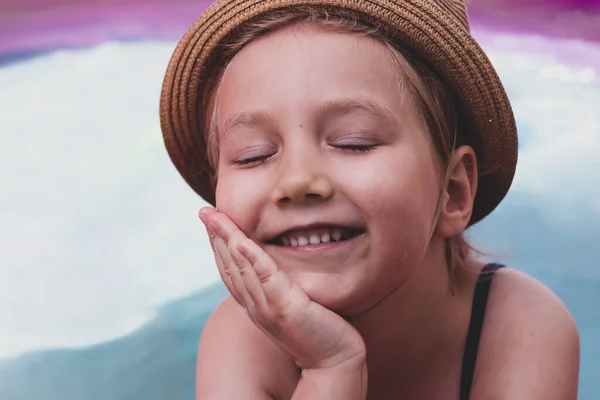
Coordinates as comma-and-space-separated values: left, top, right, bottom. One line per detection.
459, 263, 505, 400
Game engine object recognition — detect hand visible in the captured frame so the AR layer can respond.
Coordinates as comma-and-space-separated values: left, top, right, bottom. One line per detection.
199, 207, 367, 372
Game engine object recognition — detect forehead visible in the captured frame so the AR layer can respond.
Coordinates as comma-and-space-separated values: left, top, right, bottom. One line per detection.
215, 25, 413, 122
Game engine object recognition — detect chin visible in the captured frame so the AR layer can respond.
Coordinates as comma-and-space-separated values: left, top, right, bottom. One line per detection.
289, 270, 373, 315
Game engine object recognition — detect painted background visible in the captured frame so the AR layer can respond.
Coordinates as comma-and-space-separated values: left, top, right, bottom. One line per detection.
1, 0, 599, 398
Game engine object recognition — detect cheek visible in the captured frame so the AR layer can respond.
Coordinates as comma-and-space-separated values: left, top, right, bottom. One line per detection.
214, 171, 265, 233
375, 194, 435, 264
353, 153, 440, 264
350, 150, 440, 226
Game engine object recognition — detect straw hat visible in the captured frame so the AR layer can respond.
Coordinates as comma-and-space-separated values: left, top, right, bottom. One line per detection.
160, 0, 518, 225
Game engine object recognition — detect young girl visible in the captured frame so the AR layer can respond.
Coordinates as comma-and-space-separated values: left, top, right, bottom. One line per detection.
160, 1, 580, 398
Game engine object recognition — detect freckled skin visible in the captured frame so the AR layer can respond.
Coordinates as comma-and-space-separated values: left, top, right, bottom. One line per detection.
214, 26, 441, 315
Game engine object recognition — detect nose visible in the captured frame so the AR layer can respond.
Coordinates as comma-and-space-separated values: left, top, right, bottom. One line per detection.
271, 151, 334, 205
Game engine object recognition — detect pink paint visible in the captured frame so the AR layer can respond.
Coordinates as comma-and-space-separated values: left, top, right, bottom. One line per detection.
0, 0, 599, 59
0, 1, 211, 56
475, 0, 600, 8
468, 1, 600, 43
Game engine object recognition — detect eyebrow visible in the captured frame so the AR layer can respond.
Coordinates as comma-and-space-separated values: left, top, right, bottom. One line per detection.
219, 109, 275, 141
218, 97, 398, 139
315, 98, 399, 126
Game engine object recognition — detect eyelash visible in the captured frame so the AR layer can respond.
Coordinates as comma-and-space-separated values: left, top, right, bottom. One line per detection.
232, 144, 378, 166
233, 154, 273, 166
334, 144, 378, 152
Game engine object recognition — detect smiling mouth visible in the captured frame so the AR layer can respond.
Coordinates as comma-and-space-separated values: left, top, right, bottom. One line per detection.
267, 226, 365, 247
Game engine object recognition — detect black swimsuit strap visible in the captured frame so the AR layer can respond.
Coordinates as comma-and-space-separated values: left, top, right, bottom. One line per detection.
459, 263, 505, 400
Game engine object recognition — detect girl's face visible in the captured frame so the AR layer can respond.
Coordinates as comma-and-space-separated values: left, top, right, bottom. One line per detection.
214, 25, 442, 315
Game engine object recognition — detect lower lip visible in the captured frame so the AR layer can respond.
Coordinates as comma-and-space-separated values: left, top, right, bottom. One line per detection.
269, 232, 366, 253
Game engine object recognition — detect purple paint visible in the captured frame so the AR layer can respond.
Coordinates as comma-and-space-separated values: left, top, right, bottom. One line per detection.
468, 1, 600, 43
0, 2, 211, 56
0, 0, 599, 60
483, 0, 600, 8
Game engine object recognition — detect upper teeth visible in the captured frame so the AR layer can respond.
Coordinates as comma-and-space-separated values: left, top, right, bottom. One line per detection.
280, 228, 348, 246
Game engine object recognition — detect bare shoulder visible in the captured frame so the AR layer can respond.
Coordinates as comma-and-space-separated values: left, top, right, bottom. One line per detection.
196, 295, 300, 400
472, 267, 580, 399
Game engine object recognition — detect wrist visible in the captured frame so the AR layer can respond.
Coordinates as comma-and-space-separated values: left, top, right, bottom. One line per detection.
297, 334, 367, 372
292, 363, 368, 400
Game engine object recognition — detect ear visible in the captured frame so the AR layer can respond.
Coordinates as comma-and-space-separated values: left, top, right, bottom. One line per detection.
435, 145, 478, 238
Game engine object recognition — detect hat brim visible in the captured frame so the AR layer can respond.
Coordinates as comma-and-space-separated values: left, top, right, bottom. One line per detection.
160, 0, 518, 226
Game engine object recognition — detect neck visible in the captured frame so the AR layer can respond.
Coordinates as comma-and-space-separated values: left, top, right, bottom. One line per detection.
346, 239, 479, 394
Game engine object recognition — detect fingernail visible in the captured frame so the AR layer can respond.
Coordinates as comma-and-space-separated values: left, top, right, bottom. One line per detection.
198, 209, 209, 224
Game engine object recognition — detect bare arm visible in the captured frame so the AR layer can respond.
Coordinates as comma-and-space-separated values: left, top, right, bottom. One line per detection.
291, 363, 368, 400
197, 296, 367, 400
196, 296, 300, 400
471, 269, 580, 399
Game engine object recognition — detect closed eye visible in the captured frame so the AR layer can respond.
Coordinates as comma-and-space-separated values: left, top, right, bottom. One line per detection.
232, 154, 273, 166
334, 144, 378, 152
233, 144, 376, 165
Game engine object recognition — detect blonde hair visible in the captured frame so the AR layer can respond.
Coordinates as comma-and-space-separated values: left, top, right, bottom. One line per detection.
201, 6, 480, 285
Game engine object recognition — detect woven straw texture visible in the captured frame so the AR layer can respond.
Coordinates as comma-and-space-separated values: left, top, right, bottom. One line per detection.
160, 0, 518, 225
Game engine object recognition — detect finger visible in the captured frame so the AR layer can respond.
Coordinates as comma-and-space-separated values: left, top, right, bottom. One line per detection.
205, 211, 243, 242
211, 233, 255, 309
203, 211, 257, 310
209, 236, 245, 305
198, 207, 216, 225
229, 238, 268, 310
225, 230, 269, 318
237, 239, 298, 309
201, 208, 242, 303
